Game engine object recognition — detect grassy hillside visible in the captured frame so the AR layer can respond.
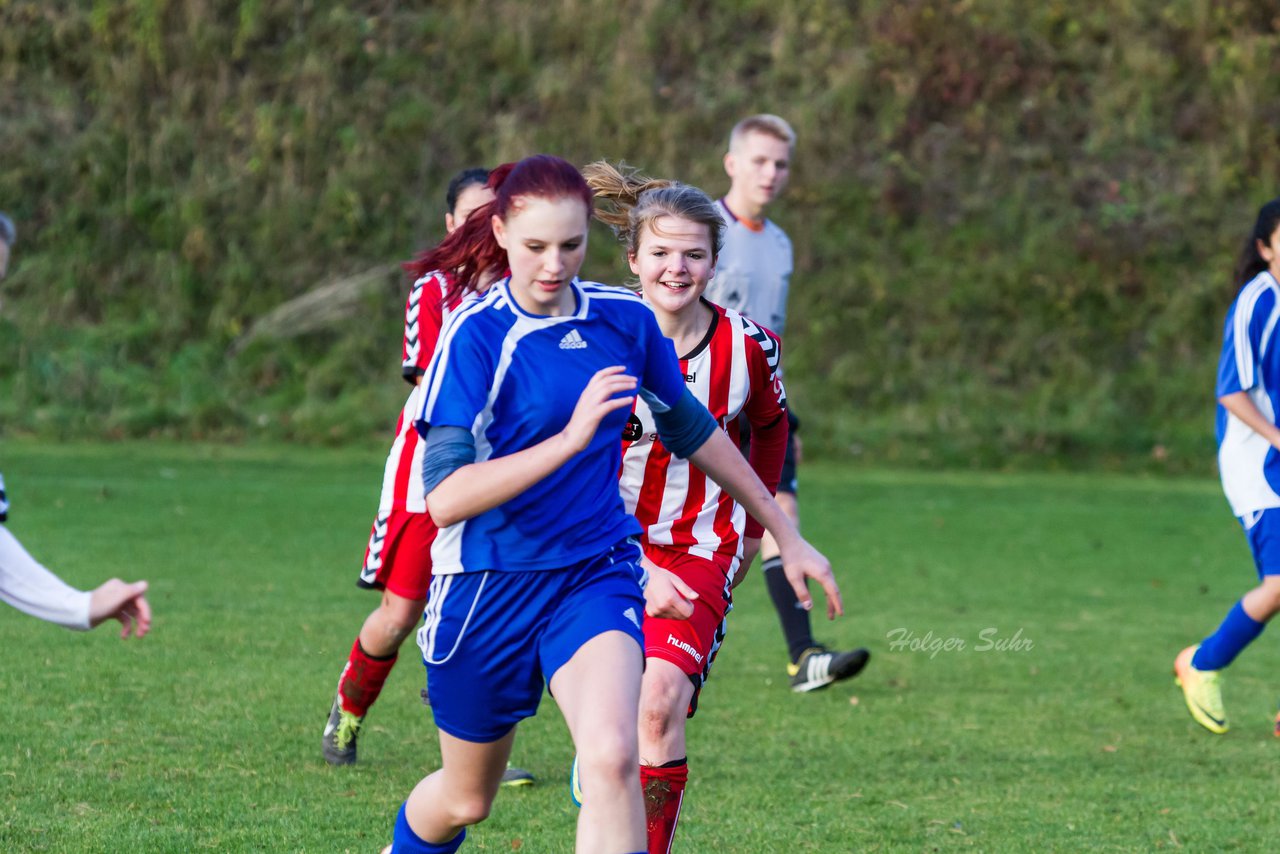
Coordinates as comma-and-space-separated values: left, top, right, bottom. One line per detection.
2, 1, 1279, 470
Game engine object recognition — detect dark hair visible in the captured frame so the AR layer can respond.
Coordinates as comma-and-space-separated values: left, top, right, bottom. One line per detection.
404, 155, 593, 297
1234, 198, 1280, 288
445, 168, 491, 214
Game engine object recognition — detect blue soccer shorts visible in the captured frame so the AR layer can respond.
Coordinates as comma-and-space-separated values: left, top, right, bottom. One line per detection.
417, 539, 646, 743
1239, 508, 1280, 578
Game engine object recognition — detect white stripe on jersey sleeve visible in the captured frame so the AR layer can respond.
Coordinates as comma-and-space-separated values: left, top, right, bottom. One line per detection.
419, 286, 504, 425
578, 281, 645, 302
1234, 275, 1272, 390
1260, 275, 1280, 367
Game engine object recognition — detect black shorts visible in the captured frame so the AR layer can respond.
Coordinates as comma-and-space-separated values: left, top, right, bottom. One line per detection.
737, 410, 800, 497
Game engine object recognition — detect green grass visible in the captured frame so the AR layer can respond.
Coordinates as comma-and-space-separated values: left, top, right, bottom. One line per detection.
1, 441, 1276, 852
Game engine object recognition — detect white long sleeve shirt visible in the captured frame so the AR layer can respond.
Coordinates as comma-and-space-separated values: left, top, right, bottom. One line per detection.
0, 525, 92, 630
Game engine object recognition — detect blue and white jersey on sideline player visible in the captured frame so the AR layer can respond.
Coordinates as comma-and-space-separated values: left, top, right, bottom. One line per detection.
415, 277, 687, 575
1217, 270, 1280, 517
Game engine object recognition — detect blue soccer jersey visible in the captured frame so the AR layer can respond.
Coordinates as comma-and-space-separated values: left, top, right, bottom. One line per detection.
416, 277, 687, 574
1216, 271, 1280, 516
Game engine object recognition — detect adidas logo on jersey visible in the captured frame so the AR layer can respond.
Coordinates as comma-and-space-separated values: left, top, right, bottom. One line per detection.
559, 329, 588, 350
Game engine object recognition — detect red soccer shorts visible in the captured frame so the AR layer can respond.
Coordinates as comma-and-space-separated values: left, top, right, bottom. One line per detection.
642, 546, 734, 690
356, 507, 438, 601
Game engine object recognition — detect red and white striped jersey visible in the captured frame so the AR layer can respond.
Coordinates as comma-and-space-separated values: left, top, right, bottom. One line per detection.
620, 302, 788, 564
380, 271, 463, 514
402, 271, 455, 383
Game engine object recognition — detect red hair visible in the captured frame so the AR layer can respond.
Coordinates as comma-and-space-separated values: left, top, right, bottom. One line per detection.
404, 155, 594, 300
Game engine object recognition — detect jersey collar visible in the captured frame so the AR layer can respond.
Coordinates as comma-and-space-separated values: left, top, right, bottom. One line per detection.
719, 198, 766, 233
499, 276, 587, 321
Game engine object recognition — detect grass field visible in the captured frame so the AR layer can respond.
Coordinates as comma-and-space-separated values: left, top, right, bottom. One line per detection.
1, 441, 1277, 852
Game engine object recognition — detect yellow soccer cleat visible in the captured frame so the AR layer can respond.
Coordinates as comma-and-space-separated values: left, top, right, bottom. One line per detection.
1173, 645, 1228, 734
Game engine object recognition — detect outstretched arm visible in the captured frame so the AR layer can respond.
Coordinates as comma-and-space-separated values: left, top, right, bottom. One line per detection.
688, 430, 843, 620
1, 525, 149, 636
0, 525, 92, 629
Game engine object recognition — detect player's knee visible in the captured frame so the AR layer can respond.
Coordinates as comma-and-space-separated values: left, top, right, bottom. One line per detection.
369, 615, 415, 650
378, 597, 426, 636
637, 679, 683, 743
579, 733, 639, 785
443, 792, 494, 827
1254, 579, 1280, 616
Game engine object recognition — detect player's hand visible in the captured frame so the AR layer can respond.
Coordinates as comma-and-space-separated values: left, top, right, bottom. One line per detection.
88, 579, 152, 638
644, 563, 698, 620
561, 366, 636, 454
779, 538, 843, 620
731, 537, 762, 589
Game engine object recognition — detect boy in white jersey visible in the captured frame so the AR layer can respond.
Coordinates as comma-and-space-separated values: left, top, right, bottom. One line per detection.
1175, 198, 1280, 736
704, 115, 870, 692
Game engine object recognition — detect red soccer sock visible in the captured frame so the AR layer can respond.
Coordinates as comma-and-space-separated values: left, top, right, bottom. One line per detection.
640, 758, 688, 854
336, 637, 397, 717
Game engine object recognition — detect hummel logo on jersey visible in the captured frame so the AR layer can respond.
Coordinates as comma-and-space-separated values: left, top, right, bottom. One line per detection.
559, 329, 588, 350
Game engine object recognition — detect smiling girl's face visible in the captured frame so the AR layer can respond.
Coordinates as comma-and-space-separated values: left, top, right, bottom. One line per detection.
629, 214, 716, 319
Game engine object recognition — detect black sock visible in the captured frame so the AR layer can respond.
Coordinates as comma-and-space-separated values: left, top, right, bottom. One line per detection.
763, 556, 815, 663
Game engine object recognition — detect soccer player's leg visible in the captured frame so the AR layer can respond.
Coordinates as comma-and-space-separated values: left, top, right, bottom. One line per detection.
760, 421, 870, 691
544, 543, 649, 853
390, 569, 550, 850
1176, 510, 1280, 733
324, 508, 434, 765
392, 728, 513, 852
637, 659, 693, 854
634, 547, 731, 854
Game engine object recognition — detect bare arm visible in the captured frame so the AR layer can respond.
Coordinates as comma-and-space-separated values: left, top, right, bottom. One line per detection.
428, 367, 637, 527
688, 430, 843, 619
1220, 390, 1280, 449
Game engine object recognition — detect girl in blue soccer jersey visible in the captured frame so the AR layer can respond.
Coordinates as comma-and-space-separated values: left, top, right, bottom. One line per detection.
1175, 198, 1280, 736
383, 155, 842, 854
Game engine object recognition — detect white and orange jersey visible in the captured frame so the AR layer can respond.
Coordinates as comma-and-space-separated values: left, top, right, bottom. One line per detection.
380, 271, 465, 514
620, 302, 788, 566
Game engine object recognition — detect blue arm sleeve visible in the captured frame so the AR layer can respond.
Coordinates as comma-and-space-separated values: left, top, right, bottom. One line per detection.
421, 425, 478, 496
651, 388, 719, 459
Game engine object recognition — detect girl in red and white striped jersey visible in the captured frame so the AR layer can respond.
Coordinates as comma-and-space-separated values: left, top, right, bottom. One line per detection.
322, 169, 506, 767
586, 162, 826, 854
